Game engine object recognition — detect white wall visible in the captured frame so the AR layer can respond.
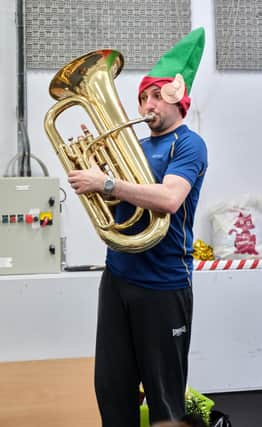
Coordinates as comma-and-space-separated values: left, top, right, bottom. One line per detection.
1, 270, 262, 393
1, 0, 262, 266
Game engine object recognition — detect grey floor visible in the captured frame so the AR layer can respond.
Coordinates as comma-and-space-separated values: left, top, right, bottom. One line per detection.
207, 391, 262, 426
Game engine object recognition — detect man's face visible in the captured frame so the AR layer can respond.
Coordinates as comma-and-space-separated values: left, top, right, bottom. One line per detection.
139, 85, 181, 136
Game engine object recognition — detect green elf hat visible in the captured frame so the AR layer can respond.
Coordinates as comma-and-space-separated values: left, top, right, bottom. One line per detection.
138, 27, 205, 116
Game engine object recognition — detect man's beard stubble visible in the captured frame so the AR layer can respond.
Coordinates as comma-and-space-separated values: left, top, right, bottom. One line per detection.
148, 114, 164, 132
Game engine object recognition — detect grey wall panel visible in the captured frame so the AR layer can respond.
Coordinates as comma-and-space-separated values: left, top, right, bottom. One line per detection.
215, 0, 262, 70
25, 0, 191, 70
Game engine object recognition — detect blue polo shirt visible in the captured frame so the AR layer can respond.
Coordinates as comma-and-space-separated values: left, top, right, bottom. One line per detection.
106, 125, 208, 290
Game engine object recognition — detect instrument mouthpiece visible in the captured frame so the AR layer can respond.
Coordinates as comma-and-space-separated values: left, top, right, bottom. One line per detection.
144, 113, 156, 122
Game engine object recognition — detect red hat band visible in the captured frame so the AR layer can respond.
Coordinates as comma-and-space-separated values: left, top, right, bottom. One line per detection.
138, 76, 191, 118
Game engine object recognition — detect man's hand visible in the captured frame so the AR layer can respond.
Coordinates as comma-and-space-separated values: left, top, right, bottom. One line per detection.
68, 157, 106, 195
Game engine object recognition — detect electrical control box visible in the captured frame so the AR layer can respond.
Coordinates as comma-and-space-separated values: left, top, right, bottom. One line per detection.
0, 177, 61, 275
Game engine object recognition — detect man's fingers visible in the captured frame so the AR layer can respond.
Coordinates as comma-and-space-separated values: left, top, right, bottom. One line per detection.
68, 175, 77, 183
68, 170, 79, 178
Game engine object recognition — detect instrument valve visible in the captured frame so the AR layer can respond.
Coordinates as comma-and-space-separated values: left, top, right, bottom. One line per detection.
81, 124, 90, 135
81, 123, 94, 143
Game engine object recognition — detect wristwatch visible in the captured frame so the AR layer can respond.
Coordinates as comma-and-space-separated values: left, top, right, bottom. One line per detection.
103, 174, 115, 194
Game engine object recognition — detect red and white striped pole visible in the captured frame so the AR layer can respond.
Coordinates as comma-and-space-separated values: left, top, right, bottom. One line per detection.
194, 259, 262, 271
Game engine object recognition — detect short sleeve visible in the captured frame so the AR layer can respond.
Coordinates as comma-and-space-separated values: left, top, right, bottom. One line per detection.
165, 135, 207, 187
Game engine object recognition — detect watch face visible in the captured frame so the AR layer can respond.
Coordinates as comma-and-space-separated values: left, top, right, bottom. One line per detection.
104, 177, 115, 193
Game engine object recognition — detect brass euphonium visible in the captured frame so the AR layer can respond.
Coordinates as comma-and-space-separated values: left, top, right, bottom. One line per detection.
44, 49, 170, 253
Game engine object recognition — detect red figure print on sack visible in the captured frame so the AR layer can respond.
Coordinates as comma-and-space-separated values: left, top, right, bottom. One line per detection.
228, 212, 259, 255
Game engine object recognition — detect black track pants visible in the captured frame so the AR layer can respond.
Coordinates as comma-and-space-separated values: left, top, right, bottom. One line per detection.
94, 268, 193, 427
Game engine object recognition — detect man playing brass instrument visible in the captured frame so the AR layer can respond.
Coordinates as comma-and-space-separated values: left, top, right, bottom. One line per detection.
68, 28, 207, 427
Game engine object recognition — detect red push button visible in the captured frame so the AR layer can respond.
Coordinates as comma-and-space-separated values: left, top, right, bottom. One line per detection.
25, 214, 33, 224
10, 215, 16, 223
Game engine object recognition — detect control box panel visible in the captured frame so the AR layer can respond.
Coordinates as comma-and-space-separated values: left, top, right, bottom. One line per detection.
0, 177, 61, 275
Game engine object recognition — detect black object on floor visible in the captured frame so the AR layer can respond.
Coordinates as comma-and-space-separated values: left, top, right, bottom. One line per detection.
210, 410, 232, 426
64, 265, 105, 271
206, 391, 262, 427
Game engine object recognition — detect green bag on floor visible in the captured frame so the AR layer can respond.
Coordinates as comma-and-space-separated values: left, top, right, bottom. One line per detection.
139, 386, 215, 427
